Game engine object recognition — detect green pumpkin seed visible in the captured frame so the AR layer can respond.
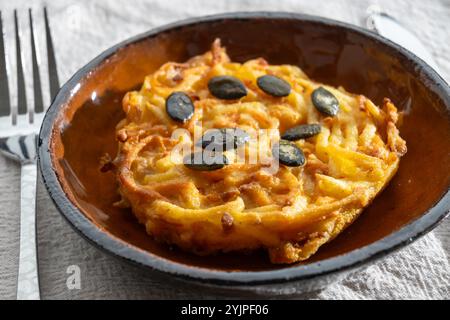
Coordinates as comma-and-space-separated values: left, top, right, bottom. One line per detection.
197, 128, 249, 151
311, 87, 340, 116
281, 124, 321, 141
257, 75, 291, 97
183, 152, 228, 171
166, 91, 194, 122
208, 76, 247, 100
272, 140, 306, 167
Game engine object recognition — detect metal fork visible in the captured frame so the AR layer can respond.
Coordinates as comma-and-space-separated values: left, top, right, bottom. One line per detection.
0, 8, 59, 300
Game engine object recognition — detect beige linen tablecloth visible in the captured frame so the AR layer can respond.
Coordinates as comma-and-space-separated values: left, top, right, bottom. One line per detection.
0, 0, 449, 299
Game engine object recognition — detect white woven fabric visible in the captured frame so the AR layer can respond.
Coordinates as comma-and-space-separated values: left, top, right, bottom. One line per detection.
0, 0, 449, 299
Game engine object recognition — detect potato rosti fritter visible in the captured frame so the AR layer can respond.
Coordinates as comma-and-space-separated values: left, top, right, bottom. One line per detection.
107, 39, 406, 264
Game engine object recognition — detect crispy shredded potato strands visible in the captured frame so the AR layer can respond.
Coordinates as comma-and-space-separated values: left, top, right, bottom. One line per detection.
110, 39, 407, 263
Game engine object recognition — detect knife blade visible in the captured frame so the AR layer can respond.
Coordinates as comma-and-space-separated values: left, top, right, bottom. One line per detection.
366, 5, 440, 72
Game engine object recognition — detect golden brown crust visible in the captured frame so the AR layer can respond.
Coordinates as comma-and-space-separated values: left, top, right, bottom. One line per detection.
110, 39, 407, 264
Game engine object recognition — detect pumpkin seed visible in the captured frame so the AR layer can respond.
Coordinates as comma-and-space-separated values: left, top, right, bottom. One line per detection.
197, 128, 249, 151
183, 152, 228, 171
272, 140, 306, 167
281, 124, 321, 141
257, 75, 291, 97
208, 76, 247, 100
311, 87, 340, 116
166, 91, 194, 122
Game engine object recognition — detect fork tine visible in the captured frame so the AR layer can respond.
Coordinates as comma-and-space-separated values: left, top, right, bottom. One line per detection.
44, 7, 59, 101
29, 9, 43, 115
14, 10, 27, 117
0, 11, 12, 117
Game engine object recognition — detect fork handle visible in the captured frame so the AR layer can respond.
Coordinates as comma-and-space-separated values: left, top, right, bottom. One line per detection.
17, 163, 40, 300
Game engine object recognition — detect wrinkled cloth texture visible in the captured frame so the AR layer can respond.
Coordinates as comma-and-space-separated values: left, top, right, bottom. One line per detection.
0, 0, 449, 300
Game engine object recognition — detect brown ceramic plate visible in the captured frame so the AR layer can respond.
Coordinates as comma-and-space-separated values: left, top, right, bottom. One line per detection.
38, 12, 450, 286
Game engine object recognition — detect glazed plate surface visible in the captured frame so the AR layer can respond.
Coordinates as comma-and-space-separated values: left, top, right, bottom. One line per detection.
39, 12, 450, 285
